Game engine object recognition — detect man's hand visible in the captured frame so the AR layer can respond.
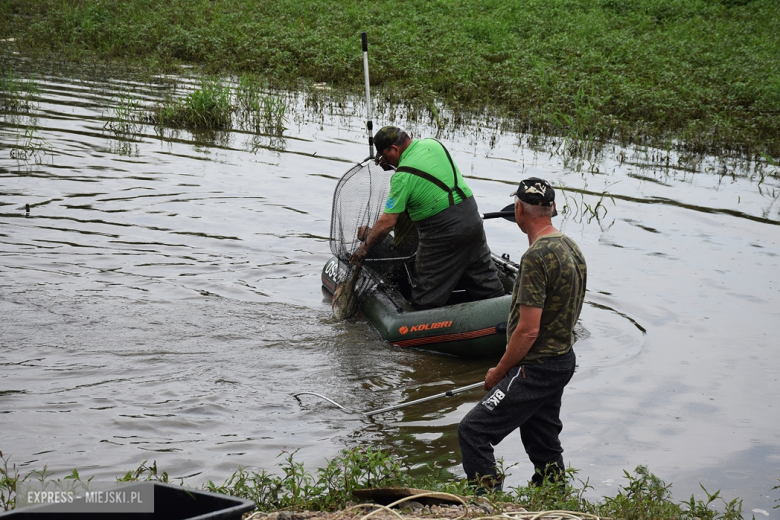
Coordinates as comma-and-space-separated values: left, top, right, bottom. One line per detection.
483, 305, 543, 390
349, 212, 399, 267
350, 244, 368, 266
484, 366, 507, 391
357, 225, 371, 242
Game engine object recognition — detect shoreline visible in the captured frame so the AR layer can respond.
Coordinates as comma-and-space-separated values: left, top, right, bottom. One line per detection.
2, 450, 765, 519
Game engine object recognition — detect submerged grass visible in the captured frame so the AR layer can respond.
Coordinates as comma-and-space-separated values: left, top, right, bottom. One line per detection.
2, 0, 779, 158
104, 92, 143, 136
0, 68, 38, 111
9, 126, 53, 165
1, 448, 768, 518
236, 72, 288, 134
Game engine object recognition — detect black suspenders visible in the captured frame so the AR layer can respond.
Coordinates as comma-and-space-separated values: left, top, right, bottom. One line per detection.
395, 140, 468, 207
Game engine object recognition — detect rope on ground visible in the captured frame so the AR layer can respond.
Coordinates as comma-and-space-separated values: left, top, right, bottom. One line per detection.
472, 511, 600, 520
333, 491, 470, 520
245, 496, 600, 520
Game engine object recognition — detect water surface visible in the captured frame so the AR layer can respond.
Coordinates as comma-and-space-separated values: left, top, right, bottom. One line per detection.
1, 59, 779, 516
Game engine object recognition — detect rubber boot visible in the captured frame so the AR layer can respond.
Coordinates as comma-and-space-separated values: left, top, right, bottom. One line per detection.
531, 463, 566, 491
472, 476, 503, 496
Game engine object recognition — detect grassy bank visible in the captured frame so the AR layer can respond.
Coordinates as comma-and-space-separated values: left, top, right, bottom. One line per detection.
1, 0, 780, 159
2, 448, 771, 518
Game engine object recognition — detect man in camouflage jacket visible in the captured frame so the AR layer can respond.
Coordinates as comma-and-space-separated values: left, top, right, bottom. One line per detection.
458, 177, 587, 490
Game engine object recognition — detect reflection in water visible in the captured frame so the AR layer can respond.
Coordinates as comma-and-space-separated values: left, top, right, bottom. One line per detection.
1, 58, 780, 516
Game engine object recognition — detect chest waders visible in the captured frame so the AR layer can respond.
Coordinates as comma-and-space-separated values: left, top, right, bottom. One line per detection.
395, 141, 470, 288
394, 142, 502, 309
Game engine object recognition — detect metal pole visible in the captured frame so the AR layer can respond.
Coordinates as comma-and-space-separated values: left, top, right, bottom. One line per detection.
362, 32, 374, 159
363, 381, 484, 417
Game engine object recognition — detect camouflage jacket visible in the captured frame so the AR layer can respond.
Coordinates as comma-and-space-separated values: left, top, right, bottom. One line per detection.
507, 232, 587, 363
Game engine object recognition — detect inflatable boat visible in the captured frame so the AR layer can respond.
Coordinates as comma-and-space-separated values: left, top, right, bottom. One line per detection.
321, 253, 520, 357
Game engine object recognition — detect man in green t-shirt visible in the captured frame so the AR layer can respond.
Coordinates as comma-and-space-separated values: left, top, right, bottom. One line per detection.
458, 177, 587, 491
350, 126, 504, 309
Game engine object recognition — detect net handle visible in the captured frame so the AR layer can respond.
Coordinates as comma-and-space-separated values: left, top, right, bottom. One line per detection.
362, 32, 374, 159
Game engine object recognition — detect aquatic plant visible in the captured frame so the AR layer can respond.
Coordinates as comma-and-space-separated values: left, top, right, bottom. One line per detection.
149, 77, 232, 130
103, 92, 143, 136
0, 451, 19, 511
235, 73, 266, 116
236, 72, 288, 135
117, 460, 171, 484
9, 126, 53, 165
0, 69, 38, 112
558, 183, 618, 229
259, 95, 288, 134
758, 153, 780, 182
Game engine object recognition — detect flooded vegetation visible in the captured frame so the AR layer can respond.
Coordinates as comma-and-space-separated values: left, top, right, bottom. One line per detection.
0, 69, 38, 112
2, 0, 780, 158
1, 49, 779, 519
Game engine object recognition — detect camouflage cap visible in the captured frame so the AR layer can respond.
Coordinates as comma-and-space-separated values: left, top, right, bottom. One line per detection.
373, 126, 401, 154
512, 177, 558, 216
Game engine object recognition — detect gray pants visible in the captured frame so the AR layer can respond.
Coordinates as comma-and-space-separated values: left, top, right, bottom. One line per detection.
412, 197, 504, 309
458, 350, 576, 482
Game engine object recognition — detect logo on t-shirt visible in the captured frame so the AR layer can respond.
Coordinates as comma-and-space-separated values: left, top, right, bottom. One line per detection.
385, 197, 396, 210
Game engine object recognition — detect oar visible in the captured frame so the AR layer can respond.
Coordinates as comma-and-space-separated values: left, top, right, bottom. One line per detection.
481, 203, 516, 222
293, 381, 484, 417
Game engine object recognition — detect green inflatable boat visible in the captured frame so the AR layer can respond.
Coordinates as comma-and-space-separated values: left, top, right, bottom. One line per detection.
321, 253, 520, 358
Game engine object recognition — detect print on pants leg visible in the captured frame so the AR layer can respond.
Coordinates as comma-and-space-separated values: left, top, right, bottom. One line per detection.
481, 389, 505, 411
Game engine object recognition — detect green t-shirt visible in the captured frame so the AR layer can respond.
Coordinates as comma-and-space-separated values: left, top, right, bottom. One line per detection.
506, 233, 587, 363
384, 139, 473, 221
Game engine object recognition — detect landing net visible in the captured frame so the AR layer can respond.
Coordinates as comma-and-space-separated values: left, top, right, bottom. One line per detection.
329, 159, 418, 305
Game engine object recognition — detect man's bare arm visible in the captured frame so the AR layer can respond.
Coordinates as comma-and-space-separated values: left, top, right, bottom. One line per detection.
350, 211, 400, 265
484, 305, 542, 390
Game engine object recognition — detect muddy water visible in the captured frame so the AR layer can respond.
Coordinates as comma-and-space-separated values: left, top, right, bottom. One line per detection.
1, 60, 779, 516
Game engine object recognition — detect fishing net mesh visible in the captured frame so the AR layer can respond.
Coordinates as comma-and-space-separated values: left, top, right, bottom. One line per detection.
329, 160, 418, 299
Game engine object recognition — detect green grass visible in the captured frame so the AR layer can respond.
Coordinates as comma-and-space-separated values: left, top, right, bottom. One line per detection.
1, 448, 768, 518
147, 77, 232, 129
2, 0, 779, 158
0, 451, 16, 511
